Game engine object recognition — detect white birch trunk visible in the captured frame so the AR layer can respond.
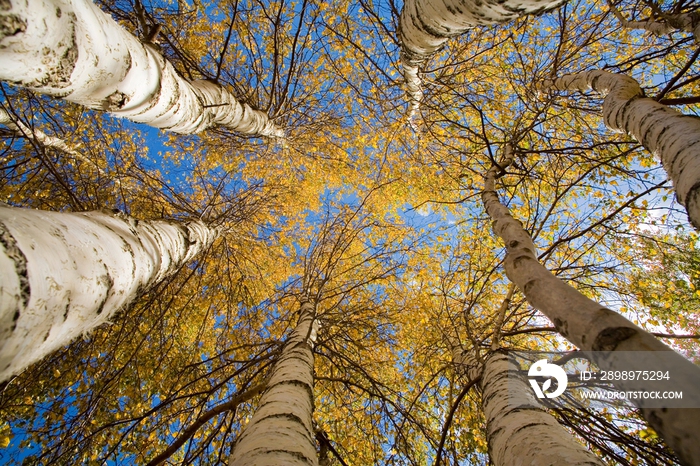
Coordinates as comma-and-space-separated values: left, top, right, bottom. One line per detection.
649, 12, 700, 40
229, 300, 319, 466
0, 204, 217, 381
478, 352, 603, 466
0, 0, 283, 138
541, 70, 700, 229
623, 19, 676, 36
399, 0, 564, 118
481, 147, 700, 466
0, 107, 97, 167
608, 2, 700, 41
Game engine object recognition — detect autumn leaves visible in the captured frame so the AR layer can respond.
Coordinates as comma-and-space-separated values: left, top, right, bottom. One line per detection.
2, 0, 700, 463
398, 0, 700, 463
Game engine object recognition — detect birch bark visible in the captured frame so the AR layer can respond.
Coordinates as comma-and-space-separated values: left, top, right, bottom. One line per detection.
0, 0, 283, 137
229, 300, 319, 466
461, 351, 603, 466
481, 147, 700, 466
608, 1, 700, 41
399, 0, 565, 118
0, 107, 87, 162
540, 70, 700, 229
0, 204, 217, 381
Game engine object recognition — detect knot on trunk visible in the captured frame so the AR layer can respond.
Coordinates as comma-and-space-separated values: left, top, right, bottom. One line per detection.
454, 350, 484, 380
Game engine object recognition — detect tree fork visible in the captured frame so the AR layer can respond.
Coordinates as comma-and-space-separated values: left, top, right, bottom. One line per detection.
0, 204, 218, 382
481, 146, 700, 465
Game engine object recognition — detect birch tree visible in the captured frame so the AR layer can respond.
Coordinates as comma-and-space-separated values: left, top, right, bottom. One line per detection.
0, 0, 283, 137
608, 0, 700, 41
403, 224, 681, 465
398, 0, 565, 119
539, 71, 700, 229
436, 284, 603, 466
0, 107, 87, 163
481, 145, 700, 466
0, 204, 217, 382
228, 299, 319, 466
451, 348, 603, 466
229, 195, 401, 465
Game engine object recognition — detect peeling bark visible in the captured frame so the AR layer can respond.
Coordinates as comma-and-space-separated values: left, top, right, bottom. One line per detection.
0, 205, 217, 381
476, 351, 603, 466
398, 0, 565, 119
229, 300, 319, 466
540, 70, 700, 229
481, 147, 700, 466
0, 0, 283, 137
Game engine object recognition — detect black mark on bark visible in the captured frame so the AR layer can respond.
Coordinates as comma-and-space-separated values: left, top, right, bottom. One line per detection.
0, 221, 30, 322
95, 272, 114, 315
63, 295, 71, 321
553, 317, 569, 337
104, 91, 129, 111
523, 279, 537, 294
0, 14, 26, 40
593, 326, 637, 351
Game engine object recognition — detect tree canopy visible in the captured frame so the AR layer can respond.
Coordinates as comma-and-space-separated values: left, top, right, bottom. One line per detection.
1, 0, 700, 464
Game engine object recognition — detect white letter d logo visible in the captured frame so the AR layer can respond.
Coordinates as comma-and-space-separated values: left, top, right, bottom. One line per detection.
528, 359, 567, 399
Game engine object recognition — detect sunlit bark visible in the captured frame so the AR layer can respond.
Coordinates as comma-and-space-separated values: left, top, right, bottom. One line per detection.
541, 70, 700, 229
229, 300, 319, 466
0, 205, 217, 381
0, 0, 283, 137
481, 146, 700, 466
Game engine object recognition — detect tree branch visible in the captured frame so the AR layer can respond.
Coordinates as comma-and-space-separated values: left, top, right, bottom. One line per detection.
146, 382, 267, 466
434, 377, 480, 466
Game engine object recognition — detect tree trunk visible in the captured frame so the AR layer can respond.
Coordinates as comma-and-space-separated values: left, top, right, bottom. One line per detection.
470, 351, 603, 466
0, 0, 283, 138
0, 107, 86, 162
541, 70, 700, 229
399, 0, 565, 118
229, 300, 319, 466
608, 1, 700, 41
0, 204, 217, 381
481, 147, 700, 466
